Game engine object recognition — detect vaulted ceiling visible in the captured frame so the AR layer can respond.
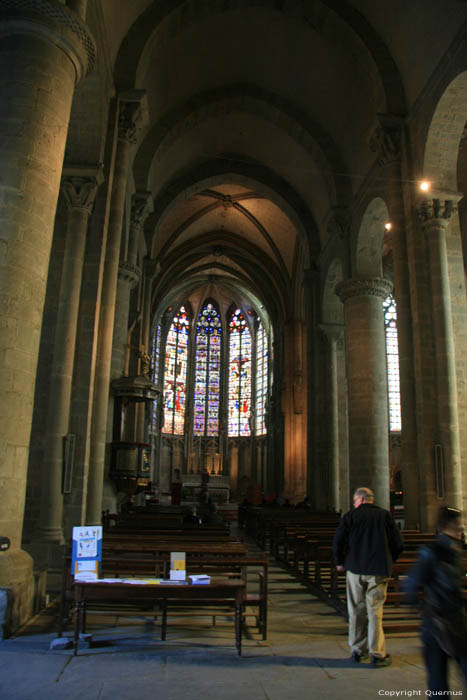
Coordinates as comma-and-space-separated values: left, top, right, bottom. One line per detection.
79, 0, 467, 323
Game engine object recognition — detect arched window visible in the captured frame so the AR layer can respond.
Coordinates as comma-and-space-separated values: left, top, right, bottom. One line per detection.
383, 294, 401, 432
228, 308, 252, 437
162, 306, 190, 435
151, 323, 161, 431
193, 301, 222, 436
255, 320, 268, 435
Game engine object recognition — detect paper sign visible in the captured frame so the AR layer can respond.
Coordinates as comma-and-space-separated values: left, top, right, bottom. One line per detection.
72, 526, 102, 578
170, 551, 186, 581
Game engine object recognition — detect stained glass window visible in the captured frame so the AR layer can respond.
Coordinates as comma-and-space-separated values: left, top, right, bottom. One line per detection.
383, 294, 401, 432
162, 306, 190, 435
255, 321, 268, 435
193, 302, 222, 436
228, 308, 252, 437
151, 324, 161, 431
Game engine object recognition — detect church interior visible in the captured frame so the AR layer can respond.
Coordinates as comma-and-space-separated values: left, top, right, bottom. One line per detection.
1, 0, 467, 638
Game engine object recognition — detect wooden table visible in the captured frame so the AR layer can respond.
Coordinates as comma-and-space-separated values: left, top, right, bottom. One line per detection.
73, 579, 246, 656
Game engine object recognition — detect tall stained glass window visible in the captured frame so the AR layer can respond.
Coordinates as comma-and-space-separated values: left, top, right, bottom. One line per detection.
383, 294, 401, 432
162, 306, 190, 434
193, 302, 222, 436
228, 308, 252, 437
255, 321, 268, 435
151, 324, 161, 431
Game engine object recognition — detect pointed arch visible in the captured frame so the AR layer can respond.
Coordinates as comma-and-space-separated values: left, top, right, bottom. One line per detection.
193, 300, 222, 437
161, 305, 191, 435
228, 307, 252, 437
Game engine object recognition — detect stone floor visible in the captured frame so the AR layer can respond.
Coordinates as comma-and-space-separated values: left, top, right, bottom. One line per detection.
1, 545, 465, 699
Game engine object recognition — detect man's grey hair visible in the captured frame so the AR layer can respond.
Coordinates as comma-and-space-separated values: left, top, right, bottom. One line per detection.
354, 487, 374, 503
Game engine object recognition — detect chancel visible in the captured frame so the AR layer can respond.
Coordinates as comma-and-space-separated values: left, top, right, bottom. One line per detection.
1, 0, 467, 646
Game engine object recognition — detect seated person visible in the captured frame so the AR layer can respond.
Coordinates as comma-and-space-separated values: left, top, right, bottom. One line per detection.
183, 506, 201, 525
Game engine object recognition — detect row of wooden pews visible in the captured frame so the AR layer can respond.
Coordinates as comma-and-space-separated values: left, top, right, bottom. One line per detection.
242, 506, 459, 634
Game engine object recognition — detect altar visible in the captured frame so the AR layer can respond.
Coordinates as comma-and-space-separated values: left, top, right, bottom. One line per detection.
181, 473, 230, 504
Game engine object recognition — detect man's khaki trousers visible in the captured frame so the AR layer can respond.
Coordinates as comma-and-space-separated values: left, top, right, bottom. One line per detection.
346, 571, 388, 658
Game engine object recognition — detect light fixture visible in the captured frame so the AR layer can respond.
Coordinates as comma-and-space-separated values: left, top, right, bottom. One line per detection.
384, 222, 392, 231
420, 180, 431, 192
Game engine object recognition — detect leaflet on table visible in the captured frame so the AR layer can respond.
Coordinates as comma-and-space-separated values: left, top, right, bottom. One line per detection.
188, 575, 211, 585
122, 578, 188, 585
74, 577, 191, 585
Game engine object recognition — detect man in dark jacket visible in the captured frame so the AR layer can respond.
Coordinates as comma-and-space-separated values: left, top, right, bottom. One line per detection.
404, 506, 467, 691
333, 486, 404, 667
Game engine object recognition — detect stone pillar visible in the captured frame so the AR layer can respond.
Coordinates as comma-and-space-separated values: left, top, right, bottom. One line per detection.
39, 169, 101, 544
127, 192, 153, 267
0, 1, 94, 633
320, 323, 344, 512
135, 258, 159, 443
86, 93, 147, 525
111, 262, 141, 380
335, 277, 393, 509
111, 192, 152, 380
370, 114, 420, 527
417, 194, 463, 512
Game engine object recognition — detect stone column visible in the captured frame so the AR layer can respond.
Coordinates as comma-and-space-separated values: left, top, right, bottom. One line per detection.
111, 192, 152, 380
0, 1, 94, 633
335, 277, 393, 509
319, 323, 344, 512
417, 194, 463, 512
111, 262, 141, 380
39, 169, 101, 544
136, 258, 159, 443
128, 192, 153, 267
86, 94, 147, 525
370, 114, 420, 527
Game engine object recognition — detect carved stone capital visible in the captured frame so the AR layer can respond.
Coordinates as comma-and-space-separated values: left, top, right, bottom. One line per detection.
326, 207, 351, 240
417, 193, 462, 224
335, 276, 393, 303
61, 167, 103, 214
130, 191, 153, 233
118, 261, 141, 288
319, 323, 344, 343
0, 0, 96, 82
118, 91, 148, 145
369, 113, 403, 166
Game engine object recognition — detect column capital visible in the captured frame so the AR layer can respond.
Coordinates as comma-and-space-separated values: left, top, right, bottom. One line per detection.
369, 113, 403, 166
118, 261, 141, 288
61, 166, 103, 214
319, 323, 344, 343
417, 191, 463, 224
326, 206, 351, 240
117, 91, 148, 145
130, 191, 153, 233
0, 0, 96, 83
335, 276, 393, 303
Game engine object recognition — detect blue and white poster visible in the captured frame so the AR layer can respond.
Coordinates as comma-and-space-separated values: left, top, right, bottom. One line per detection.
71, 526, 102, 579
